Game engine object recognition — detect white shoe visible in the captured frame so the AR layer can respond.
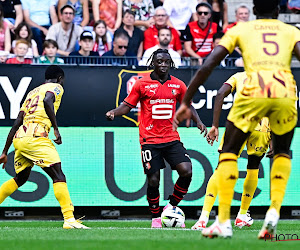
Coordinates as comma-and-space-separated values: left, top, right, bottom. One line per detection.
202, 216, 232, 238
234, 212, 253, 228
191, 216, 208, 231
258, 208, 279, 240
63, 218, 90, 229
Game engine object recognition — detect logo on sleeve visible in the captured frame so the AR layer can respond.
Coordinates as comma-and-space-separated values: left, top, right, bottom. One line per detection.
54, 86, 61, 95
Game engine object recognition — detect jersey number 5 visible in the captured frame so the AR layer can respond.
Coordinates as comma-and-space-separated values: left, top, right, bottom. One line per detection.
152, 104, 173, 119
262, 33, 279, 56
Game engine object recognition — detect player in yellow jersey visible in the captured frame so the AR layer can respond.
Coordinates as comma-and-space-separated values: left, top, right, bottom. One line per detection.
0, 65, 89, 229
192, 72, 271, 231
174, 0, 300, 239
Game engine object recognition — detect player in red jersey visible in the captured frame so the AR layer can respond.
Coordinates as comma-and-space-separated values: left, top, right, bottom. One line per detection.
106, 49, 207, 228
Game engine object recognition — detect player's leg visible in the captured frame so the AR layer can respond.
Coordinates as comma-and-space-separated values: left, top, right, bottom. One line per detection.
0, 167, 32, 204
202, 121, 249, 238
235, 155, 262, 228
192, 168, 218, 230
258, 129, 294, 239
146, 171, 161, 220
42, 163, 89, 229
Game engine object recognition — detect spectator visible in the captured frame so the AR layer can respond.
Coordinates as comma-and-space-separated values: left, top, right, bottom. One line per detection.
115, 9, 143, 59
69, 30, 99, 64
58, 0, 89, 27
140, 27, 181, 68
46, 4, 83, 56
101, 30, 137, 65
163, 0, 198, 36
223, 3, 250, 33
12, 22, 39, 58
1, 0, 23, 32
123, 0, 155, 30
210, 32, 242, 67
203, 0, 228, 30
6, 39, 32, 64
183, 2, 218, 65
144, 6, 182, 55
0, 2, 11, 56
21, 0, 58, 54
38, 39, 64, 64
92, 20, 112, 56
92, 0, 122, 32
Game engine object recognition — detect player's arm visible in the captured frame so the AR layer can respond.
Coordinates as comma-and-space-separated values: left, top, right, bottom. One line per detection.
189, 105, 207, 137
173, 46, 228, 126
0, 111, 24, 169
207, 83, 232, 145
294, 41, 300, 61
106, 103, 132, 121
44, 91, 61, 145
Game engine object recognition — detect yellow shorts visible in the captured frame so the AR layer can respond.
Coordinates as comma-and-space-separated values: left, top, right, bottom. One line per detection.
13, 137, 61, 174
227, 94, 297, 135
219, 130, 271, 157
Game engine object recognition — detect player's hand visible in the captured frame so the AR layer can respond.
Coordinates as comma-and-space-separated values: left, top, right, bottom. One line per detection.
197, 121, 208, 137
53, 128, 62, 145
173, 104, 192, 131
106, 111, 115, 121
206, 126, 219, 146
0, 153, 7, 169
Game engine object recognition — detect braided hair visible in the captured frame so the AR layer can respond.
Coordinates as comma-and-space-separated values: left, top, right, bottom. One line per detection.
146, 48, 176, 70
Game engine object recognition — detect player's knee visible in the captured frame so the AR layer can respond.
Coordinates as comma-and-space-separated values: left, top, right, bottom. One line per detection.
177, 163, 192, 178
148, 178, 160, 187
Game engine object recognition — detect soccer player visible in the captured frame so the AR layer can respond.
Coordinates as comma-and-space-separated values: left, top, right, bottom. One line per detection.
106, 49, 207, 228
174, 0, 300, 238
192, 72, 271, 231
0, 65, 89, 229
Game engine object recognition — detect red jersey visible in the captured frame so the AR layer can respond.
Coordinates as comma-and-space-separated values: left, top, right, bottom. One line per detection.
143, 25, 182, 52
124, 72, 187, 145
184, 21, 218, 57
223, 22, 237, 33
6, 58, 32, 64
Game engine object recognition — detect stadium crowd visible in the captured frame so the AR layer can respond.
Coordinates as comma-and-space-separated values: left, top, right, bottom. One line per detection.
0, 0, 296, 66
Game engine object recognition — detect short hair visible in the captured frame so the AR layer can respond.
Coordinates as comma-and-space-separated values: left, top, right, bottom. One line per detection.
154, 6, 167, 15
45, 65, 64, 80
60, 4, 75, 14
213, 32, 224, 42
123, 9, 135, 18
113, 30, 129, 42
196, 2, 213, 12
43, 39, 59, 50
253, 0, 279, 14
158, 27, 171, 36
235, 3, 250, 14
15, 39, 29, 47
147, 48, 176, 69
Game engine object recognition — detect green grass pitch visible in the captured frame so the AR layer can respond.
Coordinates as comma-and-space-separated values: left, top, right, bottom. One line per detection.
0, 220, 299, 249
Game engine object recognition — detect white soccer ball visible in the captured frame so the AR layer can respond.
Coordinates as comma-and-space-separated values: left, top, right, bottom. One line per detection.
161, 206, 185, 228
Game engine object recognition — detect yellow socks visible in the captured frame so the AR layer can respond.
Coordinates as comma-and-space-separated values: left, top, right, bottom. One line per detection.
53, 182, 75, 220
240, 169, 259, 214
217, 153, 238, 223
269, 154, 291, 214
202, 170, 218, 217
0, 178, 18, 204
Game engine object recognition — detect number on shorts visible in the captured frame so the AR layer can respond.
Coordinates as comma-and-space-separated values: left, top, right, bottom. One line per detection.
142, 150, 152, 162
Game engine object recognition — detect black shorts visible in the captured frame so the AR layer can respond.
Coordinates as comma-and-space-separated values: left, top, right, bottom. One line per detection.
141, 140, 191, 174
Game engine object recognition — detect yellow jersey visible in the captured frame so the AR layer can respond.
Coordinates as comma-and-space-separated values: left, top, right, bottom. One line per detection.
16, 83, 64, 138
225, 71, 270, 133
219, 19, 300, 99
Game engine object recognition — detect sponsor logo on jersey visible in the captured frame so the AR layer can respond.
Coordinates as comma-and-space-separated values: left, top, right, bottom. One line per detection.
149, 89, 156, 94
146, 124, 153, 130
150, 99, 174, 104
54, 86, 61, 95
168, 84, 180, 88
145, 84, 158, 89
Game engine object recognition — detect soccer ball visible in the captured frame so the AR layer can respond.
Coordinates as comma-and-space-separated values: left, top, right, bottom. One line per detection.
161, 206, 185, 228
